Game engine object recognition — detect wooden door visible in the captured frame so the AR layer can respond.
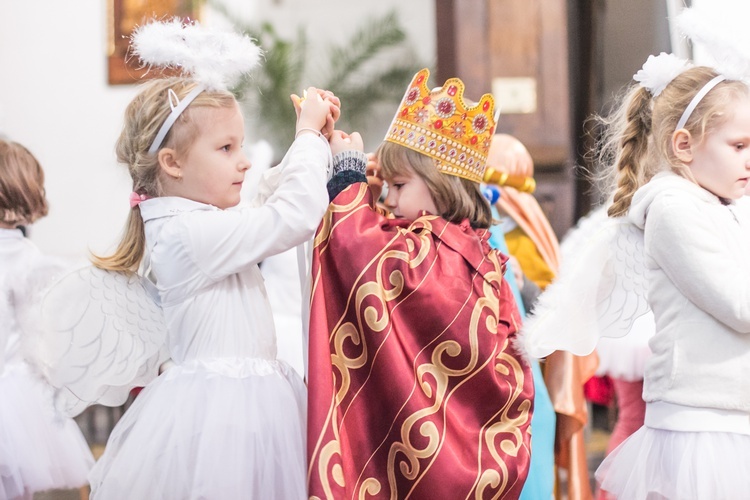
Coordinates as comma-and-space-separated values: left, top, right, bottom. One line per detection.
435, 0, 586, 237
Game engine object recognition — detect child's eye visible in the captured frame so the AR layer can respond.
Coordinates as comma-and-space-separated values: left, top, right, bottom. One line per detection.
735, 143, 746, 151
221, 145, 231, 152
393, 183, 404, 190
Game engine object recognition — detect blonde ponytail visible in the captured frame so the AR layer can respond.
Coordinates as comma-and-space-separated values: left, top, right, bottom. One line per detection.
91, 209, 146, 273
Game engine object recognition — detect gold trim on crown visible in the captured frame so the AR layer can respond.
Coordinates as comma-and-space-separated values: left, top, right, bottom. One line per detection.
384, 68, 496, 183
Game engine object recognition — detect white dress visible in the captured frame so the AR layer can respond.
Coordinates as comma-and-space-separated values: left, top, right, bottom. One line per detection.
0, 228, 94, 500
88, 134, 330, 499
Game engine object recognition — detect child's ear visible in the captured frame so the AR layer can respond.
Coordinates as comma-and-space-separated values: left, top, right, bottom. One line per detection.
672, 129, 693, 163
157, 148, 182, 180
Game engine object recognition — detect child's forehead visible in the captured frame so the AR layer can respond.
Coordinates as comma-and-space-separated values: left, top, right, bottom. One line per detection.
382, 165, 415, 181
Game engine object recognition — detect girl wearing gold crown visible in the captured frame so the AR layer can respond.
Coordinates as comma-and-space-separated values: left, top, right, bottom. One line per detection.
306, 68, 534, 499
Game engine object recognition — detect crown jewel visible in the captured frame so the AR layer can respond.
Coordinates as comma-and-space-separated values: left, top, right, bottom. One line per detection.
384, 68, 496, 183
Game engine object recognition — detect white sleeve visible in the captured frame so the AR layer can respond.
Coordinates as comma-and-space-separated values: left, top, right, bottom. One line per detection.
185, 133, 330, 279
251, 133, 332, 207
647, 195, 750, 333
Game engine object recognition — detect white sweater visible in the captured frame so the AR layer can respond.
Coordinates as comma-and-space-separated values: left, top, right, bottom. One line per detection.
627, 172, 750, 431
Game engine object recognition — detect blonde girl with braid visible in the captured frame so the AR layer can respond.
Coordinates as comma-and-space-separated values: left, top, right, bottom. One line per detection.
592, 55, 750, 498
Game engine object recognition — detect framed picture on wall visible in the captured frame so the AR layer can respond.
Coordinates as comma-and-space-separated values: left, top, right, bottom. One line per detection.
107, 0, 202, 85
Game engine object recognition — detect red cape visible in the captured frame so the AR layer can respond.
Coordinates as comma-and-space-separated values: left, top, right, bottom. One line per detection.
307, 183, 534, 499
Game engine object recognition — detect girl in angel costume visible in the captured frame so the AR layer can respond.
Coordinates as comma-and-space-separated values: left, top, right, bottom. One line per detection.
306, 69, 534, 499
35, 20, 340, 499
525, 8, 750, 497
0, 140, 94, 499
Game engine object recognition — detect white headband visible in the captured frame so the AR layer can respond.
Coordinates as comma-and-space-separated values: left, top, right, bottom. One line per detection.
674, 75, 726, 132
148, 85, 205, 154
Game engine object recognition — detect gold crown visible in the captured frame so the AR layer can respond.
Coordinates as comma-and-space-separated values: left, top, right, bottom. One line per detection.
384, 68, 496, 183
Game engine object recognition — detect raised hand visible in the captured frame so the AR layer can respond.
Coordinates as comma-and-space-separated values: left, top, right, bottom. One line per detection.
290, 87, 341, 139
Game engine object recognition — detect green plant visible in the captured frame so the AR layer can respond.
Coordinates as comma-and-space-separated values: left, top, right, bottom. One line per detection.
210, 1, 426, 157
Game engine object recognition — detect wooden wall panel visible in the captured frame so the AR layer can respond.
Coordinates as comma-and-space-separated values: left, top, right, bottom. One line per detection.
435, 0, 576, 237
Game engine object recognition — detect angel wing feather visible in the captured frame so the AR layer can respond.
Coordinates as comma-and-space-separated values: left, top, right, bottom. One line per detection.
34, 267, 169, 416
521, 207, 650, 359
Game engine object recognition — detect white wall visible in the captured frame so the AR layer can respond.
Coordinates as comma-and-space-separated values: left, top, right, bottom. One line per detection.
0, 1, 136, 261
0, 0, 434, 262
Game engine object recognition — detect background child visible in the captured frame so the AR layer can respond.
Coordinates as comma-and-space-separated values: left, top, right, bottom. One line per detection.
38, 20, 341, 499
307, 69, 534, 499
484, 134, 558, 500
0, 139, 94, 499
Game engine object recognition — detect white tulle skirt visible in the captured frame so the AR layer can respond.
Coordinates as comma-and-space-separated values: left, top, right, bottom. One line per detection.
89, 358, 307, 500
596, 426, 750, 499
0, 363, 94, 499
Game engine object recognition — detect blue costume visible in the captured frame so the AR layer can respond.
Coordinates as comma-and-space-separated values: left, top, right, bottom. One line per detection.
489, 203, 556, 500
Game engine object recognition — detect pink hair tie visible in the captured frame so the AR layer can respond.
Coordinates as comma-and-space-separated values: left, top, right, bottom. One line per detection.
129, 192, 150, 208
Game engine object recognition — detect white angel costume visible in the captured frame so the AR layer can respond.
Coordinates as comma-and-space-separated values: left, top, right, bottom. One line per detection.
38, 134, 330, 499
525, 170, 750, 497
595, 172, 750, 498
0, 228, 94, 500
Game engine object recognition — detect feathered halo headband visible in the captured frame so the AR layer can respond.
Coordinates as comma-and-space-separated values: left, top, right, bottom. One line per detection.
633, 7, 750, 133
130, 18, 262, 154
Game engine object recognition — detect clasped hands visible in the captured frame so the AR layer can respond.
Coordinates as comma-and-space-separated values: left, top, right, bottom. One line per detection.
290, 88, 381, 199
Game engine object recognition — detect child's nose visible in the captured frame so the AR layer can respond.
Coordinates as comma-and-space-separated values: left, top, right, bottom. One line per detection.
239, 156, 251, 171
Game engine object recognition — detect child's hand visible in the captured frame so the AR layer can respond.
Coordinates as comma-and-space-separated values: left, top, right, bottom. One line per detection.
290, 87, 341, 138
329, 130, 364, 157
318, 89, 341, 138
366, 152, 384, 200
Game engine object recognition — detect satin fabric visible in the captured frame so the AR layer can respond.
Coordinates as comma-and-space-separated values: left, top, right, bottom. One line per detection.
308, 183, 534, 499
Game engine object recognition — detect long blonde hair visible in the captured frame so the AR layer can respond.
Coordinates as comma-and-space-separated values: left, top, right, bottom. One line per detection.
600, 66, 749, 217
0, 140, 48, 226
92, 77, 237, 272
377, 142, 493, 229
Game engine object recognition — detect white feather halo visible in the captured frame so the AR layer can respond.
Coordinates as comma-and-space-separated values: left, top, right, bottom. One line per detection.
678, 7, 750, 81
131, 18, 262, 91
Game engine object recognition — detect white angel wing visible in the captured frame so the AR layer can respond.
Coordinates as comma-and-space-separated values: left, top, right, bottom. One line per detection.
34, 267, 169, 416
522, 206, 650, 359
596, 221, 649, 336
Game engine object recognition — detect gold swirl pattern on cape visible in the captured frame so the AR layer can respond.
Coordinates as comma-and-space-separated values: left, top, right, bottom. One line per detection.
473, 338, 531, 499
311, 184, 530, 499
311, 184, 436, 497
